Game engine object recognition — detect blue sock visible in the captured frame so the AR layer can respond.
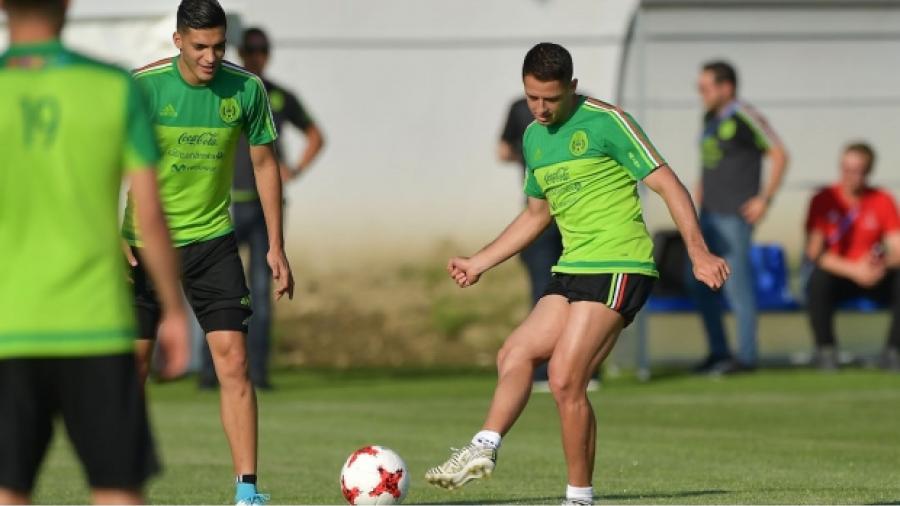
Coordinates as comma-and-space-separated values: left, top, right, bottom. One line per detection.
235, 482, 258, 502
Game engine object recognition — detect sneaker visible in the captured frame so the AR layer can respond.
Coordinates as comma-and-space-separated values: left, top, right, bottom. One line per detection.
879, 347, 900, 372
425, 443, 496, 490
692, 355, 730, 374
562, 499, 593, 505
706, 359, 754, 376
235, 493, 269, 506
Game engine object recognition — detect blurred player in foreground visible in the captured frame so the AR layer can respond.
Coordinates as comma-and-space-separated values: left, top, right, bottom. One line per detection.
0, 0, 190, 503
121, 0, 293, 503
425, 43, 729, 506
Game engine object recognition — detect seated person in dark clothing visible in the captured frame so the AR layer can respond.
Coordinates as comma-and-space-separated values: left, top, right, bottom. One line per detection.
804, 142, 900, 371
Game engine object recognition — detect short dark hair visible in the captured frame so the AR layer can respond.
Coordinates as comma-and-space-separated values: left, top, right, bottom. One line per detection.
241, 27, 270, 50
703, 60, 738, 90
522, 43, 573, 84
845, 142, 876, 173
176, 0, 227, 32
3, 0, 66, 20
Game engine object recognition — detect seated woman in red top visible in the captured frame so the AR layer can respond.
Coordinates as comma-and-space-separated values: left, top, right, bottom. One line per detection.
805, 142, 900, 371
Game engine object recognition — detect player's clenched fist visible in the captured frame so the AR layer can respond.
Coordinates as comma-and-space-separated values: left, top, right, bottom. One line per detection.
447, 256, 483, 288
691, 250, 731, 290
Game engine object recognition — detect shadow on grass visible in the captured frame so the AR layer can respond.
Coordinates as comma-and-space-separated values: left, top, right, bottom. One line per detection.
427, 488, 727, 504
600, 489, 727, 501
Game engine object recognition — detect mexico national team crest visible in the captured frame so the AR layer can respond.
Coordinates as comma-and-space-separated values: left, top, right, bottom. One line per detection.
569, 130, 589, 156
268, 89, 285, 113
718, 118, 737, 140
219, 97, 241, 124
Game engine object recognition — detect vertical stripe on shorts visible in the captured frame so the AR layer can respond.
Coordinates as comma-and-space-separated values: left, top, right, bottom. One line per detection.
606, 273, 630, 310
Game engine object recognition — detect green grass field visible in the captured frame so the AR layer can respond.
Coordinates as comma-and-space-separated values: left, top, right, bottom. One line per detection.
33, 368, 900, 505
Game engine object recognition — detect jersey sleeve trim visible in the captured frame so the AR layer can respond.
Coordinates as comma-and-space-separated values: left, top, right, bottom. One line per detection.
736, 102, 781, 150
221, 61, 278, 144
584, 98, 666, 170
132, 57, 173, 76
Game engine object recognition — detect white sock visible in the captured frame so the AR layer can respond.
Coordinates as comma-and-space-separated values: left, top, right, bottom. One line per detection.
566, 484, 593, 502
471, 430, 501, 449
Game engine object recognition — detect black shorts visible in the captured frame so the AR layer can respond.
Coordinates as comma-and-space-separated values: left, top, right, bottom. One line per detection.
542, 272, 655, 327
0, 354, 159, 492
131, 232, 251, 338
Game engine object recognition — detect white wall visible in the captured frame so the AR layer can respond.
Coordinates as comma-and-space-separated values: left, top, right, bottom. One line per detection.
620, 3, 900, 260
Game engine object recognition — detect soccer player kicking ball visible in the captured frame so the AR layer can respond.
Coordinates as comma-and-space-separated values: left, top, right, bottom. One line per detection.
425, 43, 730, 506
122, 1, 293, 504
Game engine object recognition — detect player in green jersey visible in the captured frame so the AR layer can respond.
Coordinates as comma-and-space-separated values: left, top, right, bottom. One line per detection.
425, 43, 730, 505
0, 0, 190, 503
122, 1, 293, 504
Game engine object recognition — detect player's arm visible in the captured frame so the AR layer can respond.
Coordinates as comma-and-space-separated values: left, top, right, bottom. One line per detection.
644, 165, 730, 290
288, 123, 324, 179
741, 110, 789, 224
742, 143, 788, 224
882, 196, 900, 268
803, 229, 852, 276
448, 197, 551, 288
250, 142, 294, 299
807, 230, 885, 287
885, 231, 900, 268
128, 170, 190, 378
807, 229, 857, 278
497, 140, 517, 163
282, 93, 325, 181
497, 104, 522, 164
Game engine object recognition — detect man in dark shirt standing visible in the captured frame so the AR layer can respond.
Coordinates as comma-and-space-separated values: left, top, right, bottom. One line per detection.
200, 27, 325, 390
689, 61, 788, 374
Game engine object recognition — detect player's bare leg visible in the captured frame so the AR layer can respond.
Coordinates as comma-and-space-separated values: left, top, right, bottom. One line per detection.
426, 295, 569, 489
207, 331, 258, 476
548, 301, 623, 498
0, 487, 30, 505
482, 294, 570, 434
90, 488, 143, 505
134, 339, 155, 385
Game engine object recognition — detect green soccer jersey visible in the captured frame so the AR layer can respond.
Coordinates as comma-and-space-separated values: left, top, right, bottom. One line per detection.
0, 40, 159, 358
122, 56, 277, 246
523, 96, 665, 277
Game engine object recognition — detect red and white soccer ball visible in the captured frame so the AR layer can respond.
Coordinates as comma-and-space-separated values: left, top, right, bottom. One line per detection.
340, 445, 409, 505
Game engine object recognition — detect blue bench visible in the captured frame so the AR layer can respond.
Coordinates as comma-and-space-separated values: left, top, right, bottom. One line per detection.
632, 243, 885, 380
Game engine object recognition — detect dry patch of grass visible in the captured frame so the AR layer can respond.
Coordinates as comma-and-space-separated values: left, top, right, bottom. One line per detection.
273, 245, 530, 368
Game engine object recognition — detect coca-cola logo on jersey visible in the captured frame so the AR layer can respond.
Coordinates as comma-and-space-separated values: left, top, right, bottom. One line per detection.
177, 131, 219, 146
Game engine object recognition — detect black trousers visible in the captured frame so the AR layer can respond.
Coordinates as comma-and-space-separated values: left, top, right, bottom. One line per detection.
806, 267, 900, 349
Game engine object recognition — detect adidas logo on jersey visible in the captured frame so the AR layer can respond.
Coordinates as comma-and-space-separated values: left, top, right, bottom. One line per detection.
160, 103, 178, 118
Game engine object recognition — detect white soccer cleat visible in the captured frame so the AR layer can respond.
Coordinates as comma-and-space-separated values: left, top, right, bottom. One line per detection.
424, 443, 496, 490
